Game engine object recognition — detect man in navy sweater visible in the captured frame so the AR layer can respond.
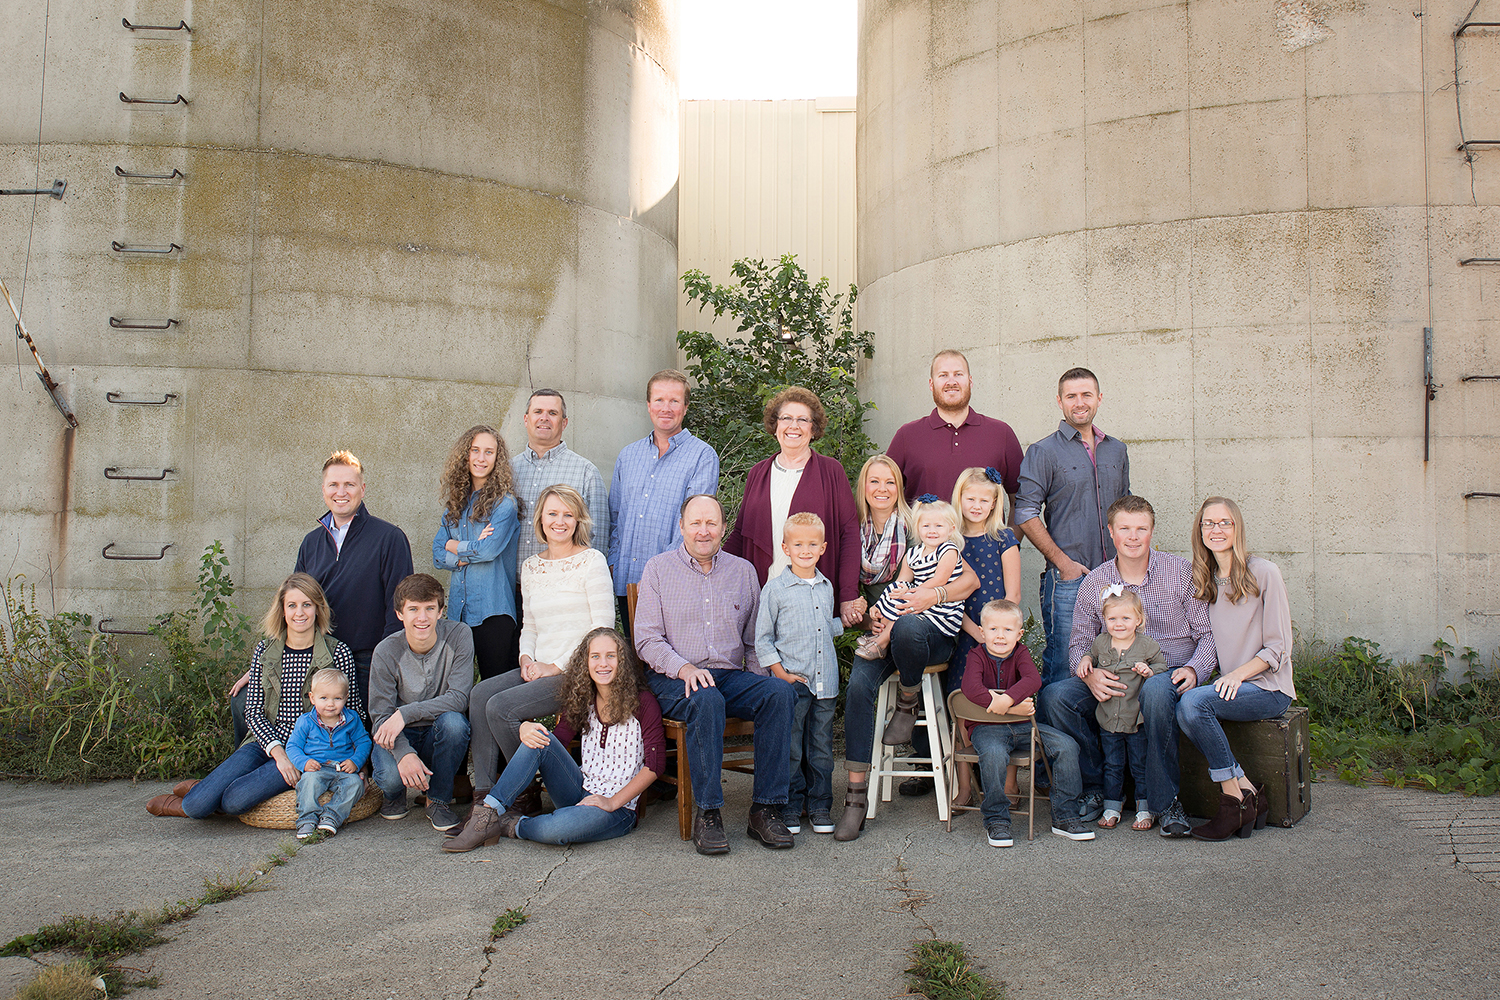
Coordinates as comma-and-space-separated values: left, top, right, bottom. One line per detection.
294, 450, 415, 711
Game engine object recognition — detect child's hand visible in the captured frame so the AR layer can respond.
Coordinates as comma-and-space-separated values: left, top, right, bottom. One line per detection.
1131, 661, 1153, 677
303, 760, 321, 772
1076, 655, 1094, 676
338, 760, 356, 773
1010, 696, 1036, 718
519, 721, 551, 750
768, 663, 802, 685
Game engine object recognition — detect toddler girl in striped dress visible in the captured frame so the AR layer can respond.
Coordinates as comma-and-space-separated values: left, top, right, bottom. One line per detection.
857, 497, 966, 659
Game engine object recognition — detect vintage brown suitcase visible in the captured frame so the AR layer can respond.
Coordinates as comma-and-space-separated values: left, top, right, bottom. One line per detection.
1177, 704, 1311, 827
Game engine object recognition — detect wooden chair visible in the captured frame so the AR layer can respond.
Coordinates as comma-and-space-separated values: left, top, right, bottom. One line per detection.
944, 690, 1054, 841
868, 662, 952, 822
627, 583, 756, 840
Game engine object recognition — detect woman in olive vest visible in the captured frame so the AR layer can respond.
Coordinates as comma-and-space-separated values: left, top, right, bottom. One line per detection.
146, 573, 362, 818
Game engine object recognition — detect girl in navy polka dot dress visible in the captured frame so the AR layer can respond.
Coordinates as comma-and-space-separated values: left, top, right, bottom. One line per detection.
949, 467, 1020, 808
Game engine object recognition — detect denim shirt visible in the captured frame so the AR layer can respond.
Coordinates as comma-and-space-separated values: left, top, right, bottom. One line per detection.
754, 568, 845, 698
432, 492, 520, 626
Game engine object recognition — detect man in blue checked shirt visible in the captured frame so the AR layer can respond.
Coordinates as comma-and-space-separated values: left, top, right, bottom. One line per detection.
608, 369, 720, 636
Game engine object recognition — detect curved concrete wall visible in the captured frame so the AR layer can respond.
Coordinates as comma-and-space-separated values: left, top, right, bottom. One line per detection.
858, 0, 1499, 662
1, 0, 678, 622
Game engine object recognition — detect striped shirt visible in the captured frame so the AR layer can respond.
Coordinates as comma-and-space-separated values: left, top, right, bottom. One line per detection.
511, 442, 611, 572
244, 637, 360, 751
876, 541, 966, 637
1067, 549, 1217, 682
608, 428, 720, 596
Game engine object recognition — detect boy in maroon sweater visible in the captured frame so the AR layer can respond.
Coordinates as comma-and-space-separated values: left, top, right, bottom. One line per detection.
961, 600, 1095, 847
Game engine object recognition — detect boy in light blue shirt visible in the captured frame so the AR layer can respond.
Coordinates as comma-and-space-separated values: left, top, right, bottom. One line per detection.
286, 667, 373, 839
755, 512, 844, 834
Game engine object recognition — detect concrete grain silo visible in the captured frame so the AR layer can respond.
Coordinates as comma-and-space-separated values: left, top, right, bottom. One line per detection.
1, 0, 678, 622
856, 0, 1500, 661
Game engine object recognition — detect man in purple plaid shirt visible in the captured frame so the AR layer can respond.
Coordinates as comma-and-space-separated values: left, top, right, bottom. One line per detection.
634, 494, 796, 856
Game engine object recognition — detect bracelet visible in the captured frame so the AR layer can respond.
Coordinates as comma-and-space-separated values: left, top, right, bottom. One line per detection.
936, 586, 947, 602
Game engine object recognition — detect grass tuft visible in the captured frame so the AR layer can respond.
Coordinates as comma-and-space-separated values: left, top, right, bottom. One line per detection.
904, 940, 1004, 1000
490, 908, 528, 940
10, 961, 105, 1000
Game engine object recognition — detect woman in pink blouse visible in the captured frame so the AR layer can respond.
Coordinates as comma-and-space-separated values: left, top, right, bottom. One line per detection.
1178, 497, 1296, 841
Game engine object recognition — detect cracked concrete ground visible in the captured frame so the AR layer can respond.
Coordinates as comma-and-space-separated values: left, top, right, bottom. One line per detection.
1, 775, 1497, 999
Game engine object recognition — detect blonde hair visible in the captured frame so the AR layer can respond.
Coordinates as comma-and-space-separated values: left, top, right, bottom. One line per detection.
1101, 589, 1145, 631
980, 598, 1023, 628
855, 454, 912, 527
262, 573, 332, 641
951, 467, 1007, 539
783, 511, 825, 540
1191, 496, 1261, 605
322, 450, 363, 477
308, 667, 349, 698
532, 484, 592, 548
908, 499, 964, 553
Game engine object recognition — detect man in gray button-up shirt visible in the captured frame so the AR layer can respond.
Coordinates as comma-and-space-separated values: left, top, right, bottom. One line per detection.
1015, 367, 1130, 687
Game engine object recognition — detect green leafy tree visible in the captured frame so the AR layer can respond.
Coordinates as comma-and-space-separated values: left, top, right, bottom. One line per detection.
678, 254, 877, 518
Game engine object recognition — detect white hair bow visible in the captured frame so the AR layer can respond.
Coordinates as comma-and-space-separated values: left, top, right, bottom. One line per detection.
1102, 584, 1125, 599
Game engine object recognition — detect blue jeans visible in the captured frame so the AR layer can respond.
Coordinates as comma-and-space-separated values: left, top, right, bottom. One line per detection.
370, 711, 470, 805
1039, 566, 1084, 691
1038, 672, 1182, 814
295, 769, 365, 828
968, 720, 1083, 825
484, 733, 636, 845
181, 742, 295, 818
646, 667, 794, 809
786, 684, 836, 816
1100, 729, 1148, 811
1177, 684, 1293, 782
843, 616, 957, 769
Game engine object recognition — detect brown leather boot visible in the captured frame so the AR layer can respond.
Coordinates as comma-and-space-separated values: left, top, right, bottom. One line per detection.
146, 794, 187, 817
881, 690, 921, 746
1189, 791, 1247, 842
833, 782, 868, 842
171, 779, 200, 798
441, 803, 502, 852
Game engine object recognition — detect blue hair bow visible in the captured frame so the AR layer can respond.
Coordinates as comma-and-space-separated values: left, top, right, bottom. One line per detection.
914, 493, 942, 505
984, 467, 1004, 486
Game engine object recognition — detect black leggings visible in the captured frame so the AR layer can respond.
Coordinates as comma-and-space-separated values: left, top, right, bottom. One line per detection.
471, 614, 518, 681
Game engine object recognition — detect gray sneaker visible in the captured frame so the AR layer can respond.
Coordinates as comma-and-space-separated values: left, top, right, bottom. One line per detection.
985, 821, 1014, 848
379, 793, 408, 820
1159, 798, 1192, 838
809, 810, 835, 834
1051, 816, 1097, 841
1077, 792, 1105, 824
781, 812, 802, 835
296, 822, 317, 841
316, 819, 338, 836
426, 799, 461, 832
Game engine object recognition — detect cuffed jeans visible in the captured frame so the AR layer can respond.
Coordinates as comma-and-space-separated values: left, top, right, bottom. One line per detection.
786, 684, 836, 816
181, 742, 295, 818
843, 615, 956, 769
969, 720, 1083, 825
484, 733, 637, 845
371, 711, 470, 805
1038, 672, 1182, 814
1039, 566, 1084, 690
1100, 729, 1148, 812
295, 769, 365, 828
1177, 684, 1292, 782
469, 670, 567, 794
646, 667, 794, 809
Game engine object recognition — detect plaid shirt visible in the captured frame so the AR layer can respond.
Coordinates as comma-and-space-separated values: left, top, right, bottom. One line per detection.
634, 545, 762, 678
511, 442, 610, 572
1068, 549, 1217, 683
608, 428, 720, 596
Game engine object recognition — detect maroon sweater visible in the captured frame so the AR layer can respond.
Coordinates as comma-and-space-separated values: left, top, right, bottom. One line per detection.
723, 450, 861, 603
553, 689, 667, 787
960, 643, 1042, 736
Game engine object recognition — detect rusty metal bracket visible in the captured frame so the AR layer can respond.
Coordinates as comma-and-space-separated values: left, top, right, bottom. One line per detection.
105, 391, 177, 405
121, 17, 190, 32
119, 92, 188, 106
114, 165, 185, 181
109, 316, 178, 330
1459, 257, 1500, 264
102, 543, 172, 561
1464, 492, 1500, 499
0, 180, 65, 199
1462, 374, 1500, 382
97, 618, 156, 635
0, 276, 77, 428
1424, 328, 1440, 463
104, 467, 175, 481
111, 241, 182, 254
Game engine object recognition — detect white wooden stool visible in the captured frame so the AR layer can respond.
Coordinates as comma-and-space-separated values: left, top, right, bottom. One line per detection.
867, 662, 952, 822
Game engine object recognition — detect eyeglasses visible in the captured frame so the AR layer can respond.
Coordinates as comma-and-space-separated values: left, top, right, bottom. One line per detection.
1201, 519, 1234, 531
777, 415, 813, 426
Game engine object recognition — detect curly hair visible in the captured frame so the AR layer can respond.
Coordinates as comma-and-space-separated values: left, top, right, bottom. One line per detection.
557, 627, 645, 730
440, 425, 519, 528
763, 385, 828, 439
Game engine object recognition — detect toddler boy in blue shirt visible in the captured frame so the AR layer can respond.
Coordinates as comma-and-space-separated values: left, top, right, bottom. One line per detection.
755, 512, 844, 834
287, 667, 373, 839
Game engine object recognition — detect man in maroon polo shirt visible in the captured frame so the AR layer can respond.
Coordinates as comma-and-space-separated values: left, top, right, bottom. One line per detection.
881, 348, 1024, 796
885, 349, 1024, 513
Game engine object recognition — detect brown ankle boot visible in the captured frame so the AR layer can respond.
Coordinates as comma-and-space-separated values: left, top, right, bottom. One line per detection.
171, 779, 200, 798
881, 690, 921, 746
1189, 791, 1246, 842
146, 794, 187, 817
833, 782, 868, 842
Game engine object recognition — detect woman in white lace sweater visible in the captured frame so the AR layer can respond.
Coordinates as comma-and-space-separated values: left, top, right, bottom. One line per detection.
468, 485, 615, 803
